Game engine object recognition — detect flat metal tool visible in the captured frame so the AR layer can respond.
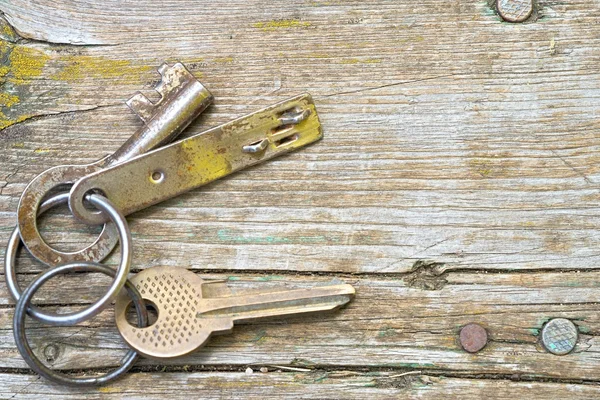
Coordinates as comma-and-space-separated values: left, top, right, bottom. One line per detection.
114, 266, 354, 359
69, 93, 321, 225
16, 63, 213, 266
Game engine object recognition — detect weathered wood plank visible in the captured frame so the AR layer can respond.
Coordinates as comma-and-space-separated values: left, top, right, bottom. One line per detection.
1, 372, 599, 400
0, 271, 599, 380
1, 0, 600, 272
0, 0, 599, 397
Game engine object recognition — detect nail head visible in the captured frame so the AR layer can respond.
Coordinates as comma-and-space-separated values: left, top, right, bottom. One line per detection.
497, 0, 533, 23
541, 318, 578, 355
459, 323, 488, 353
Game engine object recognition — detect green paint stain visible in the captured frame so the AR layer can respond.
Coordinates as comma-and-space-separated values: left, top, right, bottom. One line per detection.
217, 229, 337, 245
313, 372, 330, 383
378, 327, 397, 338
258, 275, 284, 282
217, 229, 290, 244
528, 328, 540, 336
578, 325, 591, 334
252, 329, 267, 342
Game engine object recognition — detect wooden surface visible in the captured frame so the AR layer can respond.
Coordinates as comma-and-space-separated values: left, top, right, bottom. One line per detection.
1, 0, 600, 398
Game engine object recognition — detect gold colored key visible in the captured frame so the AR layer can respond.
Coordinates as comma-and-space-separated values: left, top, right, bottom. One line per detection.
114, 266, 355, 359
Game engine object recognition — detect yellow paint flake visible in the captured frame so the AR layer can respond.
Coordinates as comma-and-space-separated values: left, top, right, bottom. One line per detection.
98, 387, 120, 394
34, 148, 54, 154
340, 58, 382, 64
470, 159, 493, 177
0, 113, 30, 130
0, 92, 19, 107
0, 19, 18, 40
0, 40, 11, 60
1, 23, 13, 38
53, 55, 152, 83
308, 53, 330, 59
214, 56, 234, 64
8, 46, 50, 83
253, 19, 311, 32
12, 142, 24, 148
0, 19, 18, 41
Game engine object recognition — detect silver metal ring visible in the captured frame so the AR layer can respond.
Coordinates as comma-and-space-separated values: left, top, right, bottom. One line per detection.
5, 193, 132, 325
5, 193, 69, 309
13, 263, 148, 386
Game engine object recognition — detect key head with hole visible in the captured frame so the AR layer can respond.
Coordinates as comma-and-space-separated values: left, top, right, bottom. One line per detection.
114, 266, 231, 359
115, 266, 355, 359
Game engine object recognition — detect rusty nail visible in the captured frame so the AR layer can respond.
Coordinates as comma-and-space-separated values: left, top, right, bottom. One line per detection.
497, 0, 533, 23
459, 323, 488, 353
541, 318, 578, 355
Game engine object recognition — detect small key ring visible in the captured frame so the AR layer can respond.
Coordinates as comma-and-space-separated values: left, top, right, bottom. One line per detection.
5, 193, 133, 325
13, 263, 148, 386
16, 163, 119, 267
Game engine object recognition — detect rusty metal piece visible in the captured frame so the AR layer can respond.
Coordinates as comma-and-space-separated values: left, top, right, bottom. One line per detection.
541, 318, 578, 355
102, 63, 214, 170
497, 0, 533, 23
459, 323, 488, 353
70, 93, 322, 224
16, 62, 213, 266
115, 266, 354, 359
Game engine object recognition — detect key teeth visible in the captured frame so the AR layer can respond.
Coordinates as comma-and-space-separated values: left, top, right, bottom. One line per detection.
126, 92, 155, 124
126, 62, 195, 123
154, 62, 193, 100
157, 63, 170, 76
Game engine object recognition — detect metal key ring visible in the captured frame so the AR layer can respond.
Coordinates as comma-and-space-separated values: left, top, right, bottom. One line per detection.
13, 263, 148, 386
5, 193, 132, 325
6, 192, 69, 307
16, 163, 119, 267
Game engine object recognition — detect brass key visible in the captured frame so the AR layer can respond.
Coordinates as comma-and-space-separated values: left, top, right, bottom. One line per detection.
114, 266, 355, 359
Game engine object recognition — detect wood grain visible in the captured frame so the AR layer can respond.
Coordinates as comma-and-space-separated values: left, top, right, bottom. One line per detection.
0, 0, 599, 397
2, 372, 600, 400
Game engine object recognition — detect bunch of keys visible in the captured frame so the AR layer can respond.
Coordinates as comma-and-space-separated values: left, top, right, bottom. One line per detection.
5, 62, 355, 386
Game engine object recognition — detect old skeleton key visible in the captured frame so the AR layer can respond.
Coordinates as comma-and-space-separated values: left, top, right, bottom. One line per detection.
68, 93, 321, 226
115, 266, 355, 359
16, 63, 213, 266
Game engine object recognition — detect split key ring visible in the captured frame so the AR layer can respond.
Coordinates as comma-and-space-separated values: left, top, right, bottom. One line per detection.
6, 193, 132, 325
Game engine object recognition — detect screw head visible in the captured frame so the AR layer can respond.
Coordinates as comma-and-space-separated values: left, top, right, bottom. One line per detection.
459, 323, 488, 353
541, 318, 578, 355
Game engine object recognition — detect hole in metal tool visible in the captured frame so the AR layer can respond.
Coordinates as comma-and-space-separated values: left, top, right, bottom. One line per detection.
279, 106, 302, 117
34, 186, 101, 251
274, 133, 299, 147
150, 170, 164, 184
82, 189, 107, 213
126, 299, 159, 328
247, 139, 264, 147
